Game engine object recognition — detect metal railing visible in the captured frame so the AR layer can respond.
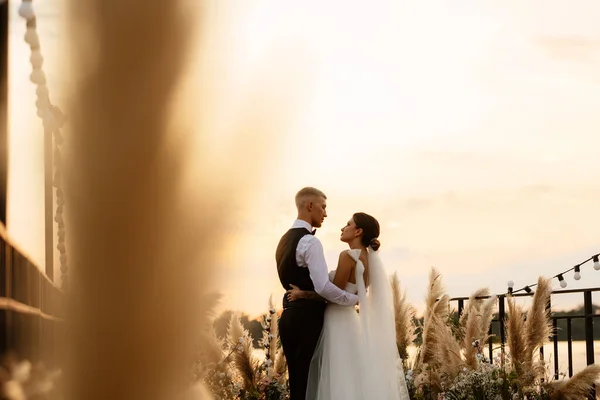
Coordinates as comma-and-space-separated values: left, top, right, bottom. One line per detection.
451, 288, 599, 380
0, 225, 63, 365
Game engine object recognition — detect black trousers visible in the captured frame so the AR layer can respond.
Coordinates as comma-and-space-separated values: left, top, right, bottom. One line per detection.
278, 305, 325, 400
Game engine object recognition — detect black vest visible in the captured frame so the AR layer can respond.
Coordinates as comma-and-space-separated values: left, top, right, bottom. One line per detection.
276, 228, 325, 310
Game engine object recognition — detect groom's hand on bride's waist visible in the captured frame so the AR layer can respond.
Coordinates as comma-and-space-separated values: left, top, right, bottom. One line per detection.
286, 284, 303, 302
286, 284, 326, 303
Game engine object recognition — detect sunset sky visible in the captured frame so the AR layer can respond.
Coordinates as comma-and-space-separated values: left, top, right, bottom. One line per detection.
7, 0, 600, 317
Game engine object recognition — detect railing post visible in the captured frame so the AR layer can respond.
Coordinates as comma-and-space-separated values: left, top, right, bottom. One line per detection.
552, 318, 559, 380
566, 317, 573, 377
498, 295, 506, 359
545, 297, 559, 379
539, 298, 551, 360
457, 299, 464, 318
488, 324, 493, 363
583, 290, 595, 366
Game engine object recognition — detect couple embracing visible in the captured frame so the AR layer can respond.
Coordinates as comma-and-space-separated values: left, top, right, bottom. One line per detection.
276, 187, 410, 400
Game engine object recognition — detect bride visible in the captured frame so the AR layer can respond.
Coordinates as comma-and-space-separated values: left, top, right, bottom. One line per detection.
286, 212, 410, 399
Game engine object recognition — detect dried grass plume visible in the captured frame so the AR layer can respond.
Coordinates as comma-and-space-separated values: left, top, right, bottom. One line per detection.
391, 272, 417, 362
63, 0, 315, 399
415, 268, 463, 393
546, 364, 600, 400
505, 277, 553, 388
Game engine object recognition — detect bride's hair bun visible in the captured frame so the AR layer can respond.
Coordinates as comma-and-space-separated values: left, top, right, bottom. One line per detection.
353, 212, 381, 251
369, 238, 381, 251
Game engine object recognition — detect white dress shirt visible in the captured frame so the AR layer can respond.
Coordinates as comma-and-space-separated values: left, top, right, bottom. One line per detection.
292, 220, 359, 306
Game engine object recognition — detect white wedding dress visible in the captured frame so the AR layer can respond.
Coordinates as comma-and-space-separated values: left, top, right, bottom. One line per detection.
306, 248, 410, 400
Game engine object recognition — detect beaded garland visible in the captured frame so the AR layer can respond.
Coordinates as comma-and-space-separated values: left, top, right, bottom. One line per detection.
18, 0, 68, 288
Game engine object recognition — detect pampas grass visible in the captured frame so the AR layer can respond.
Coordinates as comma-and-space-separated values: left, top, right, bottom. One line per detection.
477, 295, 496, 348
63, 0, 315, 398
391, 272, 417, 363
415, 268, 464, 394
459, 289, 496, 349
273, 348, 287, 384
195, 326, 225, 378
418, 268, 450, 367
192, 293, 227, 383
505, 277, 553, 389
64, 0, 219, 398
197, 299, 289, 399
461, 289, 489, 368
458, 288, 489, 332
226, 314, 260, 392
461, 289, 497, 369
506, 296, 527, 373
523, 277, 553, 378
504, 276, 600, 399
189, 272, 595, 400
413, 271, 562, 399
412, 268, 504, 398
546, 364, 600, 400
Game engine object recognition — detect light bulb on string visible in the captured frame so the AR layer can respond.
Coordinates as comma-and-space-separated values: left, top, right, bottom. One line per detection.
557, 274, 567, 288
594, 255, 600, 271
507, 280, 514, 294
573, 265, 581, 281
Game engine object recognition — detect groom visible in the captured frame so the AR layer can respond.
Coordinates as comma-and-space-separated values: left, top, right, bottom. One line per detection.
276, 187, 359, 400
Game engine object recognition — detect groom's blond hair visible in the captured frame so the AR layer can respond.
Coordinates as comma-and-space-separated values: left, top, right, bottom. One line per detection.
295, 187, 327, 209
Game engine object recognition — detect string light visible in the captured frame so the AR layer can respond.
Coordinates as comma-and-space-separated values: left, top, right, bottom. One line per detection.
557, 274, 567, 288
510, 252, 600, 295
507, 280, 514, 294
573, 265, 581, 281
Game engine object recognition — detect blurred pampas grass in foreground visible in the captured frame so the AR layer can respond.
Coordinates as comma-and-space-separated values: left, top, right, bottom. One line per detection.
64, 0, 220, 396
61, 0, 315, 399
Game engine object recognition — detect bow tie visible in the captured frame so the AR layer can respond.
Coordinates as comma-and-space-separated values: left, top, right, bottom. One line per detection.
311, 229, 317, 235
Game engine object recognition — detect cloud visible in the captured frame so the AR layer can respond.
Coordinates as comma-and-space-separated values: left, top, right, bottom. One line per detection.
363, 185, 600, 279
